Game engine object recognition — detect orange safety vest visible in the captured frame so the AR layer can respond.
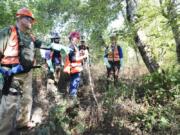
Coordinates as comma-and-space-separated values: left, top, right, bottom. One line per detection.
63, 55, 71, 74
70, 59, 83, 74
107, 46, 120, 62
1, 26, 20, 65
63, 45, 83, 74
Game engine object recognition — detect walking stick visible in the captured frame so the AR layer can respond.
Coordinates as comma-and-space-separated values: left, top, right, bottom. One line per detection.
86, 58, 99, 107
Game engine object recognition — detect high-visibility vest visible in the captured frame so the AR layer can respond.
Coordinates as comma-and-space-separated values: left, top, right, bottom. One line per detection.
70, 59, 83, 74
1, 26, 20, 65
107, 46, 120, 61
63, 55, 71, 74
63, 45, 83, 74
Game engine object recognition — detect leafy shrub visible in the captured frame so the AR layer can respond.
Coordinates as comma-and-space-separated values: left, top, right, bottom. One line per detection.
136, 67, 180, 106
130, 106, 177, 133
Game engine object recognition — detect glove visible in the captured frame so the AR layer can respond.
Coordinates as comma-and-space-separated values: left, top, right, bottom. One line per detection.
0, 64, 24, 76
120, 58, 123, 67
120, 58, 123, 71
104, 57, 111, 68
9, 64, 24, 75
51, 43, 60, 51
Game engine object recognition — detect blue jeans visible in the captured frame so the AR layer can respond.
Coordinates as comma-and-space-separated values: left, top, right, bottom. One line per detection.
69, 73, 80, 97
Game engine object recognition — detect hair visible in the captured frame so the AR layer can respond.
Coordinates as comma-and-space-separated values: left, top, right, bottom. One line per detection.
69, 32, 80, 41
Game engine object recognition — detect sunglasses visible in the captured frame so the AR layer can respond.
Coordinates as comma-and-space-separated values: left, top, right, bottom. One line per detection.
23, 16, 34, 23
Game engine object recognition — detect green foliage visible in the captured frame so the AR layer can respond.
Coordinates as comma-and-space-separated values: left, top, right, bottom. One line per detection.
131, 106, 176, 133
49, 104, 70, 127
34, 103, 72, 135
136, 67, 180, 106
39, 102, 86, 135
56, 0, 123, 49
0, 0, 178, 65
134, 0, 177, 66
0, 0, 18, 28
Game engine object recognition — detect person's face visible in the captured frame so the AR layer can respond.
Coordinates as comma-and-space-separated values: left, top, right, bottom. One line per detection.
81, 41, 85, 45
71, 37, 80, 45
110, 38, 117, 45
20, 16, 34, 30
54, 38, 60, 43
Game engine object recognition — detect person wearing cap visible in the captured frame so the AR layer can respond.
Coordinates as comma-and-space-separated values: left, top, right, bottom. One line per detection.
45, 32, 61, 82
65, 32, 87, 98
0, 7, 53, 134
104, 33, 123, 85
44, 32, 71, 86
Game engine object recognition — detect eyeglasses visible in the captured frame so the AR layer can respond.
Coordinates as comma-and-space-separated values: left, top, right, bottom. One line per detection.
23, 16, 34, 23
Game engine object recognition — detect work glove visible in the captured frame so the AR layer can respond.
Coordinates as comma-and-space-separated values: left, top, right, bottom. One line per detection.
0, 64, 24, 76
104, 57, 111, 68
51, 43, 60, 51
120, 58, 123, 71
9, 64, 24, 75
120, 58, 123, 67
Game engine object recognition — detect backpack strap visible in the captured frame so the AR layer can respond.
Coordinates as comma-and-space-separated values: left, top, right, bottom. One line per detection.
14, 26, 21, 45
14, 26, 22, 59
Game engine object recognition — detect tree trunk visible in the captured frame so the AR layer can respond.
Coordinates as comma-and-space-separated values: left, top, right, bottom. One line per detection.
172, 25, 180, 63
134, 33, 160, 73
125, 0, 159, 73
159, 0, 180, 62
163, 0, 180, 63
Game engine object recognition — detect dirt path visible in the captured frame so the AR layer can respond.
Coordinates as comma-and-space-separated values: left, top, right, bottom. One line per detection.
16, 64, 148, 135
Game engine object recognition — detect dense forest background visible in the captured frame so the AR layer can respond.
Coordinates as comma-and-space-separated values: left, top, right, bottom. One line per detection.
0, 0, 179, 135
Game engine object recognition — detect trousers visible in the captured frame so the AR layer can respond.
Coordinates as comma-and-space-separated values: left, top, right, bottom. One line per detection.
0, 71, 32, 135
69, 73, 80, 97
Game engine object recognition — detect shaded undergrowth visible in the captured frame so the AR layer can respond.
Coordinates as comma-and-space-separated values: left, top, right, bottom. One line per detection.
19, 65, 180, 135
